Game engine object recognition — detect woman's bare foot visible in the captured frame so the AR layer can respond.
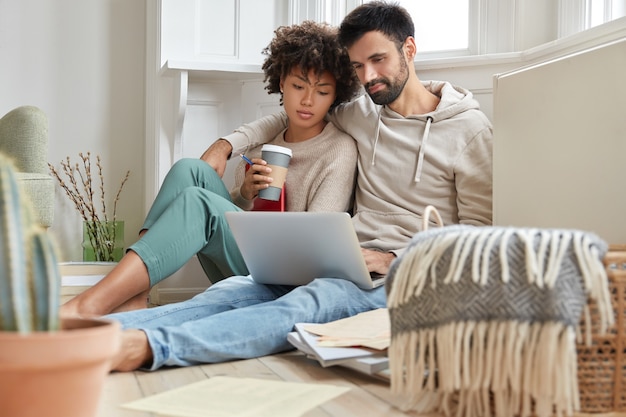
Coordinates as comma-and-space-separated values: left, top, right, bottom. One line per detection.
60, 294, 101, 318
111, 290, 151, 313
111, 329, 154, 372
59, 251, 151, 317
61, 287, 150, 318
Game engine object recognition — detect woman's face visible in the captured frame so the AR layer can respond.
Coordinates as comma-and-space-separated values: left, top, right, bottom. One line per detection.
280, 67, 337, 138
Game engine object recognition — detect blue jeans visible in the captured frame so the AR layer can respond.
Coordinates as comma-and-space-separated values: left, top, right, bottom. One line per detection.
107, 276, 387, 370
130, 158, 248, 285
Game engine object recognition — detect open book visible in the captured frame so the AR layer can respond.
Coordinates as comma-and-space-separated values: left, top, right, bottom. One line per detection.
288, 327, 389, 375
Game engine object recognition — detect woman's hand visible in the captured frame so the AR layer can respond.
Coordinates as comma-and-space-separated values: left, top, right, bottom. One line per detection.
240, 158, 273, 200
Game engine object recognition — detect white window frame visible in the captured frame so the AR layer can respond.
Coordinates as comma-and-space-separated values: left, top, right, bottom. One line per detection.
288, 0, 362, 26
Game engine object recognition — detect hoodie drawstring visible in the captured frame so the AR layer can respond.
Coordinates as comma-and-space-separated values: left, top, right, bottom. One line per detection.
371, 111, 433, 183
371, 111, 382, 166
414, 116, 433, 183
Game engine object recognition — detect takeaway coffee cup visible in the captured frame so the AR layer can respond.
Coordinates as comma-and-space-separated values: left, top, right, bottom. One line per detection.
258, 144, 292, 201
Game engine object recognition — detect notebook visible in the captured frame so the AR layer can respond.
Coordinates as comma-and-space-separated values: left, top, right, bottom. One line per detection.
225, 211, 386, 289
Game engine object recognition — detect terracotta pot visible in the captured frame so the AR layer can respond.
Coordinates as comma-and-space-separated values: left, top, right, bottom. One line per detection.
0, 317, 121, 417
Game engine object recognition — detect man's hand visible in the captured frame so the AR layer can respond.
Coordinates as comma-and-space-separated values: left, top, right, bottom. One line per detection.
361, 248, 396, 275
200, 139, 233, 178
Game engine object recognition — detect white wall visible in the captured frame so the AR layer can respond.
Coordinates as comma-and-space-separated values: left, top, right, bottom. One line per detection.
0, 0, 147, 261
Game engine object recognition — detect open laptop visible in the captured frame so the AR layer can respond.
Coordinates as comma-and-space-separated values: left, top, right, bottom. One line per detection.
225, 211, 386, 289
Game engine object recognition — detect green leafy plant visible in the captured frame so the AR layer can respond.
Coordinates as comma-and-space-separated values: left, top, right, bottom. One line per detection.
48, 152, 130, 262
0, 154, 61, 332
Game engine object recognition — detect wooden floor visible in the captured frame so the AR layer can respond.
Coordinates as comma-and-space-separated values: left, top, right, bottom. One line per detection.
98, 351, 427, 417
98, 351, 625, 417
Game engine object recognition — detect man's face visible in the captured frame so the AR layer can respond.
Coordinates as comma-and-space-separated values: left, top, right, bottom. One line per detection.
347, 31, 410, 105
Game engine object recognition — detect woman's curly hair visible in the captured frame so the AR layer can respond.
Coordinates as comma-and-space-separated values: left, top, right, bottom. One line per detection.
261, 21, 360, 110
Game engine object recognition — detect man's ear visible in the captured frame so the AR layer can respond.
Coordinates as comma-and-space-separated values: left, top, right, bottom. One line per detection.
404, 36, 417, 60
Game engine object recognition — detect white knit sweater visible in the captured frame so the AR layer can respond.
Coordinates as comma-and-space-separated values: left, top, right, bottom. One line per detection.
229, 122, 357, 212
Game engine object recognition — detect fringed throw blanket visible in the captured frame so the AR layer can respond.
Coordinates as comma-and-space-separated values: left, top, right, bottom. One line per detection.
385, 225, 613, 417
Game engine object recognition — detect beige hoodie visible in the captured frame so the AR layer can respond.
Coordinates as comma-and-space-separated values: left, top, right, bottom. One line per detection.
223, 81, 492, 257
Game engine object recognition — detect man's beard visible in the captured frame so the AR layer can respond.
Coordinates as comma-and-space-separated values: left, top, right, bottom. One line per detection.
364, 55, 409, 105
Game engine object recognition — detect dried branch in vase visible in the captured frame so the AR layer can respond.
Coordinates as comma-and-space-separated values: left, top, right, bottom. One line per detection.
48, 152, 130, 261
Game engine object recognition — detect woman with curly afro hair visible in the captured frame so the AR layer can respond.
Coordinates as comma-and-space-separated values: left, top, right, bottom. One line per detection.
230, 20, 360, 209
62, 20, 362, 338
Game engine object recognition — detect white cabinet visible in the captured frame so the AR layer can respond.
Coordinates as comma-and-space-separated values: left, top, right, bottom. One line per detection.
161, 0, 287, 66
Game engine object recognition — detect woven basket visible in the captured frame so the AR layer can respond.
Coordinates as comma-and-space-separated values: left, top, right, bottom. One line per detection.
576, 245, 626, 413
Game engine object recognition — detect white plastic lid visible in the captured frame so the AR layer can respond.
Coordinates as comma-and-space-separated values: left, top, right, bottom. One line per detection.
261, 144, 292, 157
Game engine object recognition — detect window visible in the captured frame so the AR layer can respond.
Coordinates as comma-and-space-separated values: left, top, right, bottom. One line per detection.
362, 0, 487, 57
394, 0, 470, 54
290, 0, 477, 56
588, 0, 626, 28
559, 0, 626, 39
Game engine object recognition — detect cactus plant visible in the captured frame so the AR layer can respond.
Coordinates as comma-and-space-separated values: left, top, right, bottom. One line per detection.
0, 153, 61, 332
0, 154, 120, 417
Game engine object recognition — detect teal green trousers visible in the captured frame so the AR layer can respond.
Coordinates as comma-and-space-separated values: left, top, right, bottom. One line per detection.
129, 158, 248, 286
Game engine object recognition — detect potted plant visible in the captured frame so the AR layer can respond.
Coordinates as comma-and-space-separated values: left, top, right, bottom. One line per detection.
0, 154, 121, 417
49, 152, 130, 262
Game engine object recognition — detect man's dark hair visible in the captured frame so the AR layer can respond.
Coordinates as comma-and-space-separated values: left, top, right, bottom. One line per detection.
338, 1, 415, 50
261, 20, 360, 110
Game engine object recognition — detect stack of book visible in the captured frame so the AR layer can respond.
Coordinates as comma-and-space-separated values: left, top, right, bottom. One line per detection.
288, 308, 390, 378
